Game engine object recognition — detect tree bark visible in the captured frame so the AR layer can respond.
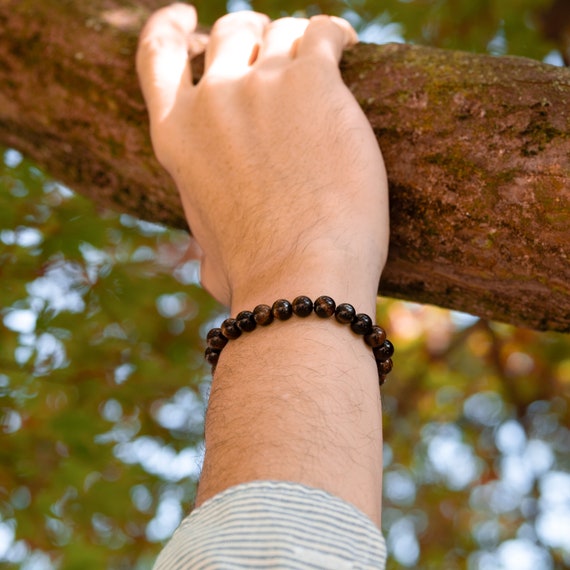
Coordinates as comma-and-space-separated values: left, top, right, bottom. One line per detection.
1, 0, 569, 332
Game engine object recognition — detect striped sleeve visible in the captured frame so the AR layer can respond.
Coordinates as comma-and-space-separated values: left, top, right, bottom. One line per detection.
152, 480, 387, 570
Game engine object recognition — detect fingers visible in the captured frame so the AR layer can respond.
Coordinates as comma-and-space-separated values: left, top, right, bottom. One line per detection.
256, 17, 309, 65
136, 3, 198, 122
201, 11, 357, 81
205, 12, 269, 77
295, 15, 358, 64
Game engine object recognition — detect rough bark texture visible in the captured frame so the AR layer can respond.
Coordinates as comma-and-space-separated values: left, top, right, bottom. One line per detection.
1, 0, 569, 331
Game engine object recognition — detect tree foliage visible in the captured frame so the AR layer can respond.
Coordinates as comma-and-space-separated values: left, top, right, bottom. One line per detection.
1, 1, 569, 569
0, 150, 219, 569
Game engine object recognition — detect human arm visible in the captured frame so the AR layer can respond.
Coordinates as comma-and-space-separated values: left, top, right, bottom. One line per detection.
136, 3, 389, 526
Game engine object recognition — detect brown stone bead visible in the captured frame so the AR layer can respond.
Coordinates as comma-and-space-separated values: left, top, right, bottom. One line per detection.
335, 303, 355, 324
377, 358, 393, 375
350, 313, 373, 335
378, 374, 387, 387
253, 304, 274, 326
206, 328, 228, 350
314, 296, 336, 318
221, 317, 242, 339
205, 347, 221, 366
373, 340, 394, 360
292, 296, 313, 317
236, 310, 256, 332
272, 299, 293, 320
364, 325, 387, 348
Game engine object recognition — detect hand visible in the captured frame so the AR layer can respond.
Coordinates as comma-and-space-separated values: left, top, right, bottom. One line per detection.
136, 4, 389, 310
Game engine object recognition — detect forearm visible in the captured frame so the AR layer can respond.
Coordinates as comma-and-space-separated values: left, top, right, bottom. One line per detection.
195, 280, 384, 527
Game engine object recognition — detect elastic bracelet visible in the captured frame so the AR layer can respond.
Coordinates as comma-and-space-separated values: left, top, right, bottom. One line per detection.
204, 295, 394, 386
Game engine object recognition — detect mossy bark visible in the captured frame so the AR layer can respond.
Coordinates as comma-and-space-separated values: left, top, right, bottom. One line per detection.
1, 0, 569, 331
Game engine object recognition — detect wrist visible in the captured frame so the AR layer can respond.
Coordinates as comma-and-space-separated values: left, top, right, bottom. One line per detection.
227, 236, 384, 312
229, 260, 382, 317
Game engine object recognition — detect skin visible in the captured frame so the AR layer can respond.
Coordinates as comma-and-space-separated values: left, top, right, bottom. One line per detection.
137, 3, 390, 527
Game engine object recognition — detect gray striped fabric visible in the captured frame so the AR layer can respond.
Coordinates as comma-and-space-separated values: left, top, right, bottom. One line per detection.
152, 480, 386, 569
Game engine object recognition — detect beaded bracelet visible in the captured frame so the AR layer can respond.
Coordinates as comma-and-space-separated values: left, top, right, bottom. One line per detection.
204, 295, 394, 386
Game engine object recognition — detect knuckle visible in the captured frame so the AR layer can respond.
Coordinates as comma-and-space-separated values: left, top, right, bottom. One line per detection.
212, 11, 267, 35
265, 16, 308, 34
309, 14, 331, 25
137, 32, 164, 57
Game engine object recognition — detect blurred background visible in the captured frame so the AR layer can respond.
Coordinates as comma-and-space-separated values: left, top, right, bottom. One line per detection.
1, 0, 569, 568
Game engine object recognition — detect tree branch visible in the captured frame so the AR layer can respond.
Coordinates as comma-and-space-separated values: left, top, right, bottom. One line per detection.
1, 0, 568, 331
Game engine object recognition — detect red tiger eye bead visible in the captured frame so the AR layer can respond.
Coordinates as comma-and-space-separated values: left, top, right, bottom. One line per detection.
364, 325, 387, 348
292, 296, 313, 317
206, 328, 228, 350
236, 310, 256, 332
373, 340, 394, 360
221, 318, 242, 339
205, 347, 221, 366
351, 313, 373, 335
335, 303, 356, 324
377, 358, 393, 375
272, 299, 293, 320
314, 296, 336, 318
253, 304, 274, 326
